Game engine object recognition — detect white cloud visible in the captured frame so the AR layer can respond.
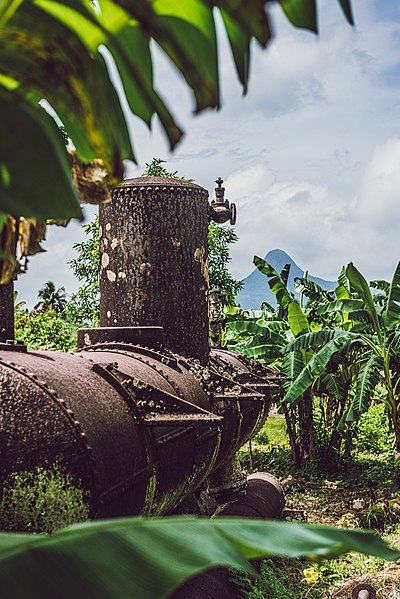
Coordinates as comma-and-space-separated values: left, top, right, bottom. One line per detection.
15, 0, 400, 307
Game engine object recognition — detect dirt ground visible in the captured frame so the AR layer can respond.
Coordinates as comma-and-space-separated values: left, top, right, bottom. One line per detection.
285, 477, 400, 598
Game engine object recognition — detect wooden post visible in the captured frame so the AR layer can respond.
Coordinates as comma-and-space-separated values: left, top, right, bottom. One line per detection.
99, 177, 210, 364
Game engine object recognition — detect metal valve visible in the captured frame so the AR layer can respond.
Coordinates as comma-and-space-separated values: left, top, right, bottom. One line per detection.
209, 177, 237, 225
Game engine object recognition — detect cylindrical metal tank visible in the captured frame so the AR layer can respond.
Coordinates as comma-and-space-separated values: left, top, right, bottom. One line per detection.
0, 333, 280, 519
0, 175, 286, 525
99, 177, 210, 364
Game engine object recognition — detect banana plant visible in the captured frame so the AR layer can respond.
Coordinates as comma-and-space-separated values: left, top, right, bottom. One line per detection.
239, 256, 321, 466
283, 261, 400, 459
0, 0, 354, 222
0, 0, 354, 286
0, 514, 397, 599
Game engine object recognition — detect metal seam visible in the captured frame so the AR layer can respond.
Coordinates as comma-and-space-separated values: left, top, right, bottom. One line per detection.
0, 356, 100, 512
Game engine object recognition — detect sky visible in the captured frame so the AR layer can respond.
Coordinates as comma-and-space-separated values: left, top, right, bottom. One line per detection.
16, 0, 400, 307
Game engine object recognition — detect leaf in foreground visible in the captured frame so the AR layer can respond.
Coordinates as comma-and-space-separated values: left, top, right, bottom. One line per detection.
0, 516, 398, 599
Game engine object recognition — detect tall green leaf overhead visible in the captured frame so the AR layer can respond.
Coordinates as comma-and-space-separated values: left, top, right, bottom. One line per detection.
0, 0, 354, 219
0, 86, 82, 218
253, 256, 294, 309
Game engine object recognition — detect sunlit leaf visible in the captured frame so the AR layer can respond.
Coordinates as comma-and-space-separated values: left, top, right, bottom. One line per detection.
384, 260, 400, 329
283, 334, 353, 404
0, 516, 397, 599
0, 87, 82, 219
346, 263, 381, 339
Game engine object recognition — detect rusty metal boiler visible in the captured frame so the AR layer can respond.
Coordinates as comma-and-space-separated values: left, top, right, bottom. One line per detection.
0, 177, 285, 521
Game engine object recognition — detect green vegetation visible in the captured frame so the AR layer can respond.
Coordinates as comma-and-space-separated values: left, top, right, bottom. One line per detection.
226, 258, 400, 473
14, 306, 77, 351
0, 0, 353, 228
0, 466, 89, 534
237, 413, 400, 597
208, 223, 243, 307
0, 514, 397, 599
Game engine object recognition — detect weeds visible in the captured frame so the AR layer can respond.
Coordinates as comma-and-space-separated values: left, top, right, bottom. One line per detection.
0, 465, 89, 534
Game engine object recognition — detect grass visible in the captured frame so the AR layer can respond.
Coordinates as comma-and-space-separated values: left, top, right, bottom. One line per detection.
237, 413, 400, 598
0, 465, 89, 534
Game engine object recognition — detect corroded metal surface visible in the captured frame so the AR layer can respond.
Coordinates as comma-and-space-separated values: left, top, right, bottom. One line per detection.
77, 326, 164, 350
171, 472, 285, 599
208, 177, 236, 225
0, 175, 286, 524
0, 283, 14, 342
352, 585, 376, 599
118, 176, 205, 189
0, 338, 281, 520
99, 177, 210, 363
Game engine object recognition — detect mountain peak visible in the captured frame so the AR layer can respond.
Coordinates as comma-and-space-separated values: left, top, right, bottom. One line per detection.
236, 249, 336, 309
264, 248, 298, 267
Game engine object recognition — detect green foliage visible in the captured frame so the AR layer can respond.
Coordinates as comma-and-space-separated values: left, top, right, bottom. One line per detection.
141, 157, 192, 181
0, 2, 255, 218
0, 85, 82, 219
67, 216, 100, 326
354, 401, 395, 454
254, 256, 294, 311
0, 466, 89, 534
0, 1, 353, 220
34, 281, 67, 313
14, 308, 77, 351
0, 515, 397, 599
208, 222, 243, 306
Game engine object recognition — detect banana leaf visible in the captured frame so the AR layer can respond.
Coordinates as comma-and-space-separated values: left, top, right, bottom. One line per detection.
0, 516, 397, 599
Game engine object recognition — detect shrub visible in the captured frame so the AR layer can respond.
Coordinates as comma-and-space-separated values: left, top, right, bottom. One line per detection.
353, 402, 394, 454
0, 466, 89, 534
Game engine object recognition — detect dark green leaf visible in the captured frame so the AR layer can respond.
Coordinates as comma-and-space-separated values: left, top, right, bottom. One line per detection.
384, 261, 400, 329
0, 87, 81, 219
389, 330, 400, 354
346, 263, 381, 339
318, 371, 341, 399
370, 279, 390, 293
39, 1, 183, 149
253, 256, 293, 309
337, 0, 354, 25
220, 9, 250, 92
0, 516, 397, 599
317, 299, 365, 316
283, 334, 353, 404
337, 266, 350, 292
294, 277, 332, 302
240, 343, 282, 360
279, 0, 317, 32
284, 329, 357, 354
282, 349, 304, 391
351, 354, 382, 415
226, 319, 286, 345
279, 0, 353, 32
1, 3, 134, 171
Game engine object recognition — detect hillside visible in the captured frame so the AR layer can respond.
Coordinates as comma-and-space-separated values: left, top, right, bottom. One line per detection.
236, 249, 336, 309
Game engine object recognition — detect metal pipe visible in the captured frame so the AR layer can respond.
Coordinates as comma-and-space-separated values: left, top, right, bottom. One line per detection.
171, 472, 285, 599
352, 584, 376, 599
0, 282, 14, 343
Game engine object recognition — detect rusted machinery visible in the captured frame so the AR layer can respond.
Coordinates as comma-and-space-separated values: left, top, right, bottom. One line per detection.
0, 177, 286, 521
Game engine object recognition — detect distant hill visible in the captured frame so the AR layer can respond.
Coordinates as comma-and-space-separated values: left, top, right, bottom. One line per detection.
236, 249, 336, 309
